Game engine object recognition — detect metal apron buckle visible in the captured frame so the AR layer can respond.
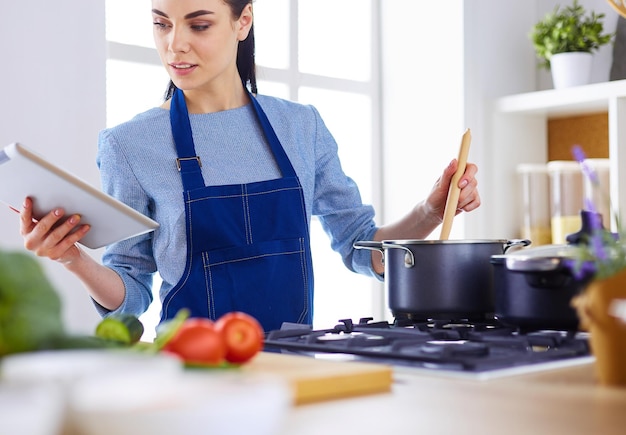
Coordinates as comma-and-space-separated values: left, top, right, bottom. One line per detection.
176, 156, 202, 171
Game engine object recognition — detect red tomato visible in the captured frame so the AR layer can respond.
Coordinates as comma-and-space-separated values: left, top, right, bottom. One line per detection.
163, 318, 226, 365
214, 312, 264, 363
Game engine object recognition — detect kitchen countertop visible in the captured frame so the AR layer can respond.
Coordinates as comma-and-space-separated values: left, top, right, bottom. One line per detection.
4, 350, 623, 434
279, 361, 626, 435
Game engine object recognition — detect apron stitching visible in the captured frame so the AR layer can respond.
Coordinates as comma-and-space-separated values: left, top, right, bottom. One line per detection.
161, 197, 195, 319
186, 186, 301, 203
204, 252, 215, 319
242, 184, 252, 244
203, 249, 304, 268
162, 256, 193, 316
245, 186, 253, 244
186, 193, 194, 253
296, 183, 309, 324
298, 186, 308, 231
298, 237, 308, 324
239, 185, 247, 244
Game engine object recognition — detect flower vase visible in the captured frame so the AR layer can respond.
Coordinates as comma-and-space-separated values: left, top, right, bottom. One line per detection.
573, 269, 626, 386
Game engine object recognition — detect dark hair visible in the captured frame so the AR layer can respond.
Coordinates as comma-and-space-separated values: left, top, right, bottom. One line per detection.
164, 0, 256, 100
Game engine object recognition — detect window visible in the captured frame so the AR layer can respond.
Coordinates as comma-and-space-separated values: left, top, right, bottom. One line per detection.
105, 0, 383, 337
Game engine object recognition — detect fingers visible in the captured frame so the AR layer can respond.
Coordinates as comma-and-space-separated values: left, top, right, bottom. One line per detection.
457, 189, 481, 212
43, 219, 90, 262
426, 159, 481, 225
438, 161, 480, 213
19, 197, 36, 235
20, 198, 90, 261
439, 159, 458, 191
458, 162, 478, 189
456, 163, 481, 212
440, 159, 477, 190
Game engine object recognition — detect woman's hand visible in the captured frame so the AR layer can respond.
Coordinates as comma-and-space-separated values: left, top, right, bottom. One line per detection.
371, 159, 481, 274
425, 158, 481, 222
20, 197, 126, 310
20, 197, 91, 265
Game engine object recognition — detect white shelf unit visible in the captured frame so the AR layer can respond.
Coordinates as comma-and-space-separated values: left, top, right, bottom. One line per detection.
488, 79, 626, 240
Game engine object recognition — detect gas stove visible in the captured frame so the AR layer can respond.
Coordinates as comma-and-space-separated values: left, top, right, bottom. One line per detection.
263, 317, 594, 380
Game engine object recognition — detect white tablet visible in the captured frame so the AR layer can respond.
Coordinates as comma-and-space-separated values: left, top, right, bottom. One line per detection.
0, 142, 159, 249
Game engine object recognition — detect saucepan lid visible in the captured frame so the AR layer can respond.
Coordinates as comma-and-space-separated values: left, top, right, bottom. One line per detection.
490, 244, 579, 272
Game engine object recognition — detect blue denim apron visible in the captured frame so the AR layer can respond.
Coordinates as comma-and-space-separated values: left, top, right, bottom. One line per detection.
160, 88, 313, 331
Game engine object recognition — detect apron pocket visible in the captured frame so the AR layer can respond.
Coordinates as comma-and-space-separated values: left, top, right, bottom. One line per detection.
203, 238, 310, 331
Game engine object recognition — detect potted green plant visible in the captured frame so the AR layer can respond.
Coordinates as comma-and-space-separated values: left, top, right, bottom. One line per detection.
530, 0, 614, 88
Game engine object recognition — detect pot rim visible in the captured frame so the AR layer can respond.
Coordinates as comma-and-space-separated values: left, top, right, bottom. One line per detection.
491, 244, 579, 272
381, 239, 510, 245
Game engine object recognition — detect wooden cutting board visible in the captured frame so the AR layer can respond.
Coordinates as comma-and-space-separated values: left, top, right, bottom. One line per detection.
241, 351, 393, 405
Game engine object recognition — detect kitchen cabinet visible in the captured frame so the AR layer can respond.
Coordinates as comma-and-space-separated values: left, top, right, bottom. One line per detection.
487, 79, 626, 239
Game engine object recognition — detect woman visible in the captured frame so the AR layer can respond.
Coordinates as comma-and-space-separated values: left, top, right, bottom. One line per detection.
20, 0, 480, 332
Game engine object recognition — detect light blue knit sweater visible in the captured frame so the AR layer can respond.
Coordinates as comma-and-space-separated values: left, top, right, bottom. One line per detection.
96, 94, 379, 317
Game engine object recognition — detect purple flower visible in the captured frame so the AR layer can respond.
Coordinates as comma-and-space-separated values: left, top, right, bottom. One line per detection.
587, 209, 603, 232
584, 198, 597, 214
569, 144, 625, 280
572, 144, 586, 162
572, 144, 599, 184
591, 231, 608, 261
563, 258, 596, 280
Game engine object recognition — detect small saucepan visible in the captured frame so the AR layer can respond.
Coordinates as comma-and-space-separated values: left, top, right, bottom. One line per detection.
490, 244, 592, 331
354, 239, 530, 320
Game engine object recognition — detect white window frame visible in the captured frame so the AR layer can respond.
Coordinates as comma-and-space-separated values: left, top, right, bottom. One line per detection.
105, 0, 386, 333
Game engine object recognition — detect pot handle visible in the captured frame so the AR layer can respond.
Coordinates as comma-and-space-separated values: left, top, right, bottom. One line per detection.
353, 241, 384, 251
353, 241, 415, 268
382, 243, 415, 268
353, 241, 386, 264
503, 239, 531, 253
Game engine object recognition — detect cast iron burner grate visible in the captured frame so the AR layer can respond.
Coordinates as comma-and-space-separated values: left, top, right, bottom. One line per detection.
263, 317, 591, 374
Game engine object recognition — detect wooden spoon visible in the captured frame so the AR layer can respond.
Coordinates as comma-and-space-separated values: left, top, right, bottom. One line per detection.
607, 0, 626, 19
439, 128, 472, 240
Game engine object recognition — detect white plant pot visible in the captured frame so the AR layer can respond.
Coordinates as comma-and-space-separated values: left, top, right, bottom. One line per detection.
550, 52, 593, 89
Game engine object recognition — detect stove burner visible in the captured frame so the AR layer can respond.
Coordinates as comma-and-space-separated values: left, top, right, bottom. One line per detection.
442, 323, 475, 329
418, 341, 490, 358
316, 332, 391, 348
264, 317, 591, 374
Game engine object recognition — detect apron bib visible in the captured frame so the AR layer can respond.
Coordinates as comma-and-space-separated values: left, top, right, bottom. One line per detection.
161, 88, 313, 331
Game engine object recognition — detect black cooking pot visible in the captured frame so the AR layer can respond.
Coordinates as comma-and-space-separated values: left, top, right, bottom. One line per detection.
490, 244, 592, 331
354, 239, 530, 320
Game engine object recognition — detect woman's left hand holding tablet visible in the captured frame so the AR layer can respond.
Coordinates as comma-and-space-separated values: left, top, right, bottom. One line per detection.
20, 197, 91, 265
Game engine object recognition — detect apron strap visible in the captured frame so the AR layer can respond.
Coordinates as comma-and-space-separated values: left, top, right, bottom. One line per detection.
170, 87, 298, 190
247, 93, 297, 178
170, 88, 205, 190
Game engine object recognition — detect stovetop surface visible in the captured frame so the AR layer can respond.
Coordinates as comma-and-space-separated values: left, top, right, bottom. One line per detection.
263, 317, 593, 378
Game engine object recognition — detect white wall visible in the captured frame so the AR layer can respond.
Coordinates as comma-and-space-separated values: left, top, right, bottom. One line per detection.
379, 1, 465, 235
381, 0, 619, 240
380, 0, 536, 239
462, 0, 539, 238
0, 1, 106, 333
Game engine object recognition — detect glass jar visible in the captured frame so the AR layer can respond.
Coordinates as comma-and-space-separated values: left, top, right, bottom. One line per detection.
582, 158, 611, 230
547, 161, 584, 245
516, 163, 551, 245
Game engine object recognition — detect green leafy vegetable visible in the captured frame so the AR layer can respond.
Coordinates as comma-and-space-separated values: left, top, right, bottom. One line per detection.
152, 308, 190, 351
0, 250, 65, 356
